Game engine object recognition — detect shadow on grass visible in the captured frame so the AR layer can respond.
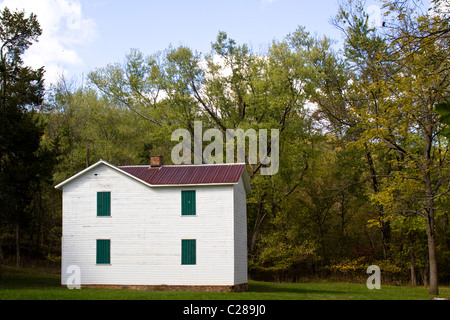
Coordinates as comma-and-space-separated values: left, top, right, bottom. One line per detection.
248, 281, 345, 296
0, 266, 61, 289
2, 266, 343, 293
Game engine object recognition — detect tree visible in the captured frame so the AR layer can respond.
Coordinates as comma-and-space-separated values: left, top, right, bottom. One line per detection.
329, 0, 449, 295
0, 7, 48, 273
376, 0, 449, 295
51, 9, 447, 285
88, 35, 315, 259
46, 76, 160, 178
308, 0, 396, 260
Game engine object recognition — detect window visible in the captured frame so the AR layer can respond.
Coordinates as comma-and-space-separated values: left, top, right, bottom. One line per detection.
96, 239, 111, 264
181, 190, 196, 216
181, 239, 196, 265
97, 192, 111, 216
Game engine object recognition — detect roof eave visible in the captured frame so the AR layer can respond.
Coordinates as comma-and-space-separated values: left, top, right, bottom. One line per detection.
55, 160, 250, 192
148, 182, 238, 188
54, 159, 110, 189
54, 159, 156, 190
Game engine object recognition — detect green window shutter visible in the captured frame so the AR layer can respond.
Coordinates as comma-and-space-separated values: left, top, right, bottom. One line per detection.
181, 190, 196, 216
96, 239, 111, 264
181, 239, 196, 265
97, 192, 111, 216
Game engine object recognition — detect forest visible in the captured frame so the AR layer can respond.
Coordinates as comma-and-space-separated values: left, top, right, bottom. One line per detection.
0, 0, 448, 296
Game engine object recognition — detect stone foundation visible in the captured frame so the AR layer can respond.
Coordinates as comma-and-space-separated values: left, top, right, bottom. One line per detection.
75, 283, 248, 292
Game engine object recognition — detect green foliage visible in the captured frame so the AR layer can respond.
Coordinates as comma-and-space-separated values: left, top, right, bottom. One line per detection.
46, 84, 156, 177
436, 102, 450, 138
325, 258, 403, 275
0, 8, 41, 66
1, 1, 449, 290
0, 7, 58, 266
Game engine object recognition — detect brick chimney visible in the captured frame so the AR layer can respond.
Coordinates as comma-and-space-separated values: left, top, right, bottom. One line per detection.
150, 155, 163, 167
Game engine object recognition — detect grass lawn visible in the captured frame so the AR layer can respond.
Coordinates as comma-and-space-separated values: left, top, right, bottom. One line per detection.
0, 265, 449, 300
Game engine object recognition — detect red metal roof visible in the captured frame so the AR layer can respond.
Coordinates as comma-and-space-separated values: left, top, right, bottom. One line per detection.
118, 164, 246, 185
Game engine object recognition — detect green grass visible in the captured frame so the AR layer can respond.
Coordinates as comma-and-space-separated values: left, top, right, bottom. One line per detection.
0, 265, 449, 300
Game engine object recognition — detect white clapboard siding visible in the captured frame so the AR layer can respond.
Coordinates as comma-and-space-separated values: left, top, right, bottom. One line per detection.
61, 163, 246, 287
233, 177, 248, 285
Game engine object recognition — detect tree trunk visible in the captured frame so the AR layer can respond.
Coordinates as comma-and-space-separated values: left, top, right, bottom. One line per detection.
423, 126, 439, 295
422, 263, 429, 287
380, 215, 391, 260
249, 199, 265, 255
86, 143, 90, 168
16, 222, 20, 267
0, 245, 3, 280
365, 149, 391, 259
423, 162, 438, 294
408, 233, 417, 286
425, 205, 438, 295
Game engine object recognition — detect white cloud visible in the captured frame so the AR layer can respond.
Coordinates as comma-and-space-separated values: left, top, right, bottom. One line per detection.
0, 0, 97, 85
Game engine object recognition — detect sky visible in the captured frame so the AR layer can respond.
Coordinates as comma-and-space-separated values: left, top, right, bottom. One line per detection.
0, 0, 431, 86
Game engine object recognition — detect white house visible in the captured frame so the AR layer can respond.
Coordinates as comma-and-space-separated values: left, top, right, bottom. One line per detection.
55, 156, 251, 292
